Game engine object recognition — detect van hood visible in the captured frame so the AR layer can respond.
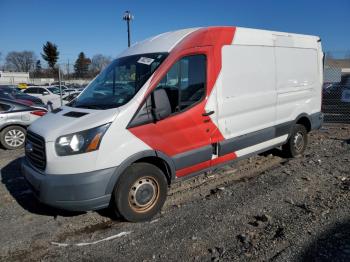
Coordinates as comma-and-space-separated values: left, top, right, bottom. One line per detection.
28, 106, 120, 142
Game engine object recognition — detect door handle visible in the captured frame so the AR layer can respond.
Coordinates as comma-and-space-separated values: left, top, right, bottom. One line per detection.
202, 110, 215, 116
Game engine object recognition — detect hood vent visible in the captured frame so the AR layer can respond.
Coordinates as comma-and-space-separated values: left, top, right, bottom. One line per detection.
51, 108, 63, 114
63, 111, 89, 118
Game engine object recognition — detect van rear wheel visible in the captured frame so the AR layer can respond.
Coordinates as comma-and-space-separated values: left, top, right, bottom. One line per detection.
111, 162, 168, 222
282, 124, 308, 158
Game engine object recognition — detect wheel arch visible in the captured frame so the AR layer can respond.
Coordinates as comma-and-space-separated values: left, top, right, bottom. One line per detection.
0, 123, 28, 133
105, 150, 176, 195
294, 114, 312, 132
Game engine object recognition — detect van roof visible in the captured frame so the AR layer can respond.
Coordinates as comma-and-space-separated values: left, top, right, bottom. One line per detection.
118, 26, 321, 58
233, 27, 320, 49
118, 28, 200, 57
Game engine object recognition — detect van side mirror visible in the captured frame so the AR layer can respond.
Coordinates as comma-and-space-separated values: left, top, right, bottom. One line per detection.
151, 89, 171, 121
43, 91, 49, 96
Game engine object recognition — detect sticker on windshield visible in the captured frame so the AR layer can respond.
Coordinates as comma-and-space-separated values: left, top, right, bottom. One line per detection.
137, 57, 155, 65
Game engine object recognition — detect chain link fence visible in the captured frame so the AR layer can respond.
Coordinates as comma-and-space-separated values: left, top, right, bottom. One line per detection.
322, 52, 350, 123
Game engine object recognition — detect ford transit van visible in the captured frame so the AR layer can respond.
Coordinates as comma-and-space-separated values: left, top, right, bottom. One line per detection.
22, 27, 324, 222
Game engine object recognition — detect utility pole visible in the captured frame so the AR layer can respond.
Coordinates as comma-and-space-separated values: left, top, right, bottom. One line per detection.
123, 11, 134, 47
58, 65, 63, 106
66, 59, 70, 82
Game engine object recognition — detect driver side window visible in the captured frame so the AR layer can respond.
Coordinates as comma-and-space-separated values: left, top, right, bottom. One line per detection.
156, 62, 180, 112
24, 88, 38, 94
128, 54, 206, 128
155, 54, 206, 114
37, 88, 46, 95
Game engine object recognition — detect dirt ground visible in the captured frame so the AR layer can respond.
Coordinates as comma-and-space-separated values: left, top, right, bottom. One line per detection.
0, 124, 349, 261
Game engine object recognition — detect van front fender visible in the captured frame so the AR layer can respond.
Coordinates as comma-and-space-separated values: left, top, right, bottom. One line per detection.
105, 150, 176, 195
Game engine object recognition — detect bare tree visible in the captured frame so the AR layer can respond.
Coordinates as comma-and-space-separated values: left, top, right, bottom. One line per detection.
5, 51, 36, 72
90, 54, 112, 74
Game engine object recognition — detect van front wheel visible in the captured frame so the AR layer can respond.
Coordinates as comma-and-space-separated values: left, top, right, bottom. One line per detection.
282, 124, 308, 158
111, 162, 168, 222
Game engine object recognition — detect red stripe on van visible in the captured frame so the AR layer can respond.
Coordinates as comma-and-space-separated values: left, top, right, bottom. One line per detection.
176, 152, 236, 177
176, 160, 211, 177
129, 27, 236, 161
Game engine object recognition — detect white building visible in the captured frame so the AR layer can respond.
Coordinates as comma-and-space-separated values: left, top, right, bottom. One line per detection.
0, 71, 57, 85
0, 71, 30, 85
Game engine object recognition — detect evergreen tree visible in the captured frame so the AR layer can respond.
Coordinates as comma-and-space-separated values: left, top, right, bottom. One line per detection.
35, 60, 42, 71
41, 41, 59, 69
33, 60, 42, 78
74, 52, 91, 78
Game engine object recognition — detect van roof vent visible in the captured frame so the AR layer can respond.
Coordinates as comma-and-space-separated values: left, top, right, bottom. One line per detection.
63, 111, 89, 118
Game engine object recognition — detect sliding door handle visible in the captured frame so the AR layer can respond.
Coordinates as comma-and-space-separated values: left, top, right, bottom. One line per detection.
202, 110, 215, 116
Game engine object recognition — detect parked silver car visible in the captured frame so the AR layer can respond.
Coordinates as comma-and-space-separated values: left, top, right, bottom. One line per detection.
0, 98, 47, 149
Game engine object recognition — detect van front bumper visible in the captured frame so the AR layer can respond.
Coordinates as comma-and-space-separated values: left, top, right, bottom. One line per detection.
21, 158, 117, 211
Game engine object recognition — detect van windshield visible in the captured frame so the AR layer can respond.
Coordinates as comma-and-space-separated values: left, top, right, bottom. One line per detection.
69, 53, 168, 110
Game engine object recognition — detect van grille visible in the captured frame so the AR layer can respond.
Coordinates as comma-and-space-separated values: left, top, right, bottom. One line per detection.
25, 131, 46, 171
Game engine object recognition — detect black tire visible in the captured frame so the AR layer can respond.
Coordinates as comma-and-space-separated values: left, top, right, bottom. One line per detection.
282, 124, 308, 158
111, 162, 168, 222
0, 126, 26, 150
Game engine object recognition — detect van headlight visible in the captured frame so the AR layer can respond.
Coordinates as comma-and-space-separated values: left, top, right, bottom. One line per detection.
55, 123, 110, 156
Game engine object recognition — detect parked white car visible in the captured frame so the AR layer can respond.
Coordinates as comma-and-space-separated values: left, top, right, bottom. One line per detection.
23, 86, 62, 109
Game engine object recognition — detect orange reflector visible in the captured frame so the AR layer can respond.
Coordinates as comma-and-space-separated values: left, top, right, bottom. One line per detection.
86, 133, 102, 152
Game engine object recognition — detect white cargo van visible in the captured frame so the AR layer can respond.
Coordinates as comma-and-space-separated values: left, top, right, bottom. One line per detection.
22, 26, 323, 222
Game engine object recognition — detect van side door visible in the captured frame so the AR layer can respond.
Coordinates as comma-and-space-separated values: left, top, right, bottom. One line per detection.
216, 45, 278, 157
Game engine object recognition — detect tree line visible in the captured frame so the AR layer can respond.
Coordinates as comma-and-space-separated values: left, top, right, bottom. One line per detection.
0, 41, 112, 79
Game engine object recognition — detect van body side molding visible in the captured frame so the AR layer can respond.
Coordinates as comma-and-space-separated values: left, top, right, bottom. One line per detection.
275, 121, 293, 137
172, 145, 212, 170
219, 127, 275, 156
310, 112, 324, 130
218, 122, 293, 156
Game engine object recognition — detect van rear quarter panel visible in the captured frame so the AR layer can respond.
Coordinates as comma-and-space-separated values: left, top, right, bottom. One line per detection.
275, 47, 321, 124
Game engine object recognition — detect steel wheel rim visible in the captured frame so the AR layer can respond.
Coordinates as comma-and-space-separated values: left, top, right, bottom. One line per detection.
128, 176, 159, 213
294, 131, 304, 152
4, 129, 25, 148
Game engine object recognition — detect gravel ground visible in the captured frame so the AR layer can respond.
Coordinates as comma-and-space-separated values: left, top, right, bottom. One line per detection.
0, 124, 349, 261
